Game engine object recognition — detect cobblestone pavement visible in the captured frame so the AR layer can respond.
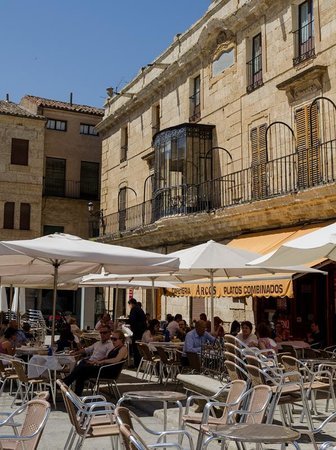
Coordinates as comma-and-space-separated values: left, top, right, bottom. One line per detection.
0, 369, 335, 449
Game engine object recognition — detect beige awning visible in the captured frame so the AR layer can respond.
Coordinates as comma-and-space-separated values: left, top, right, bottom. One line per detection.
166, 276, 293, 298
165, 222, 330, 299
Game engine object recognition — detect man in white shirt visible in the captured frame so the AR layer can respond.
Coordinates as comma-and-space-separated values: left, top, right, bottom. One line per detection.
167, 314, 182, 339
62, 326, 113, 394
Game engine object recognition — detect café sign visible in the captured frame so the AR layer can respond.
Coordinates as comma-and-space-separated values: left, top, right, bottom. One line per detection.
166, 278, 293, 298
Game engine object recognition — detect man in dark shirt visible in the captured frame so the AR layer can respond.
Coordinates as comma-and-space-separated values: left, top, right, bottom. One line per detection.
308, 322, 325, 349
128, 298, 147, 367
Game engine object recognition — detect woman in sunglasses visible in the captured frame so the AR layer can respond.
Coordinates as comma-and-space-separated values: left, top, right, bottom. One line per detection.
62, 329, 127, 395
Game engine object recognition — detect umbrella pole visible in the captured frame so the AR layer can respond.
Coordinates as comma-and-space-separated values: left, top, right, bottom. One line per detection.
150, 277, 156, 319
114, 287, 119, 330
17, 288, 20, 327
210, 270, 215, 333
51, 261, 60, 346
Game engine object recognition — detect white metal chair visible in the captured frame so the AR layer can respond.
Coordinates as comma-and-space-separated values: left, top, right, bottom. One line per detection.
57, 379, 118, 450
0, 398, 50, 450
11, 359, 55, 408
115, 406, 194, 450
199, 384, 273, 450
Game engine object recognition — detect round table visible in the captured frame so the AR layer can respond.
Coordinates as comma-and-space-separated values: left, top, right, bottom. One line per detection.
205, 423, 301, 448
117, 390, 186, 429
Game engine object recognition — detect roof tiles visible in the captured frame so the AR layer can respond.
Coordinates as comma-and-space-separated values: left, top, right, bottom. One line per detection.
22, 95, 104, 116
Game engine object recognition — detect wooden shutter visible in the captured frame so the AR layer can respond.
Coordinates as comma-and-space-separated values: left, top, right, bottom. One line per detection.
45, 157, 66, 196
3, 202, 14, 229
80, 161, 99, 199
20, 203, 30, 230
251, 124, 268, 199
11, 139, 29, 165
295, 104, 320, 188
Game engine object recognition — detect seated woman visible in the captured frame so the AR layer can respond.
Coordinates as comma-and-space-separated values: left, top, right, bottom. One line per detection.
229, 320, 241, 336
274, 321, 290, 343
95, 312, 114, 331
257, 322, 278, 354
57, 324, 78, 352
142, 319, 163, 343
0, 327, 17, 356
237, 321, 258, 347
63, 329, 127, 396
212, 316, 225, 339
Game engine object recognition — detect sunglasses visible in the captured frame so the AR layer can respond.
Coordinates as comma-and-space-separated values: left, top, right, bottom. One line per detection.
100, 331, 110, 335
111, 337, 119, 341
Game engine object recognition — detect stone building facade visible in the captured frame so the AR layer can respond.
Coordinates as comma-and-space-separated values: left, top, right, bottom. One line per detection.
97, 0, 336, 338
0, 101, 45, 240
0, 96, 103, 325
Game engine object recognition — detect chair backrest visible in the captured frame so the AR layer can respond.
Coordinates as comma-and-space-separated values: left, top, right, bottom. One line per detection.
99, 359, 126, 380
186, 352, 201, 372
218, 379, 247, 422
119, 424, 148, 450
57, 380, 86, 436
244, 354, 262, 368
245, 364, 267, 387
224, 355, 248, 381
281, 344, 297, 358
156, 346, 170, 364
225, 342, 242, 357
12, 360, 28, 383
115, 406, 134, 429
244, 384, 273, 424
19, 399, 50, 450
224, 360, 240, 381
138, 343, 155, 362
281, 356, 301, 382
224, 334, 242, 347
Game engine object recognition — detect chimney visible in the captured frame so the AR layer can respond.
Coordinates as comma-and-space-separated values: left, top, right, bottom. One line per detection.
70, 92, 73, 106
5, 93, 9, 102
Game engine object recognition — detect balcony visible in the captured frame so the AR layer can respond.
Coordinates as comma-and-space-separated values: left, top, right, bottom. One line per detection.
246, 54, 263, 93
293, 20, 315, 66
43, 178, 100, 200
99, 139, 336, 238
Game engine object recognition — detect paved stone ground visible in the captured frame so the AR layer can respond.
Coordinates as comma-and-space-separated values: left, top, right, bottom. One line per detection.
1, 369, 336, 449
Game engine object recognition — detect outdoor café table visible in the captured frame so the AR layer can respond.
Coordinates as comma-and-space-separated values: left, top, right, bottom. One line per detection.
28, 353, 76, 397
15, 345, 46, 360
279, 340, 311, 357
300, 358, 336, 371
204, 423, 301, 449
117, 390, 186, 430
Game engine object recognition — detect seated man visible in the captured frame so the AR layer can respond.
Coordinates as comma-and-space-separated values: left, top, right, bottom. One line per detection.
182, 320, 216, 366
62, 326, 121, 395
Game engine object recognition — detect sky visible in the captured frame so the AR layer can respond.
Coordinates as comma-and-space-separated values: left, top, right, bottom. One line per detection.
0, 1, 209, 108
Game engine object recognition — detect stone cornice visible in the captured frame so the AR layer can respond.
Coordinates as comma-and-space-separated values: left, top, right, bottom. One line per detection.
96, 0, 276, 133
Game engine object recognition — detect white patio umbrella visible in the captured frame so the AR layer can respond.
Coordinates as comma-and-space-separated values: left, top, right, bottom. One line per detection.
11, 287, 26, 315
80, 273, 178, 321
166, 240, 325, 331
0, 286, 8, 313
0, 233, 179, 343
247, 222, 336, 267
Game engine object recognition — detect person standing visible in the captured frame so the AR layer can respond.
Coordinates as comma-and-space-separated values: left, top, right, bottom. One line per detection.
128, 298, 147, 367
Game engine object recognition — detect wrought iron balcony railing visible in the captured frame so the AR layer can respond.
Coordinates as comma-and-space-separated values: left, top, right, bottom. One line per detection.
293, 20, 315, 65
43, 178, 100, 200
93, 139, 336, 238
246, 53, 263, 93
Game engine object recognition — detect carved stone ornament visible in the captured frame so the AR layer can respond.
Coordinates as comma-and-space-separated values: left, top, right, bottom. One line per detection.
276, 65, 327, 103
196, 18, 234, 55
